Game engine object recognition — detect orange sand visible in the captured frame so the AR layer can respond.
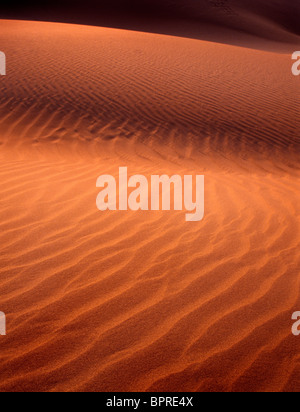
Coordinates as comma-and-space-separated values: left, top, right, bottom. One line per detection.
0, 20, 299, 392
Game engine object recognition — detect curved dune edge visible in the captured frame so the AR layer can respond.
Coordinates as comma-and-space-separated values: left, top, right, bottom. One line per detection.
1, 0, 300, 52
0, 21, 299, 392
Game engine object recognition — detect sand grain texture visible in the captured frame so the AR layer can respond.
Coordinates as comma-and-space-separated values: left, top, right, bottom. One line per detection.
0, 20, 299, 392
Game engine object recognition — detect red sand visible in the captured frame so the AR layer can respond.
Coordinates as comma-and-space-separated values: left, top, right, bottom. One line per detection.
0, 20, 299, 392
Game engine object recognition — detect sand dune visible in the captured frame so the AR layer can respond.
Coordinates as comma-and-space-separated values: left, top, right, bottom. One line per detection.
0, 20, 299, 392
1, 0, 300, 51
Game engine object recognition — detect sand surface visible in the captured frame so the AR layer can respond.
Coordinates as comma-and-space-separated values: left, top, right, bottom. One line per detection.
0, 20, 300, 392
1, 0, 300, 51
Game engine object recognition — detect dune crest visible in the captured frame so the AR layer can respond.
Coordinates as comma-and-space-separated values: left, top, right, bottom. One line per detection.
1, 0, 300, 51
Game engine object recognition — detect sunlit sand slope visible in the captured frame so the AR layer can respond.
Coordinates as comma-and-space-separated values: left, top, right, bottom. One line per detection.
0, 20, 299, 392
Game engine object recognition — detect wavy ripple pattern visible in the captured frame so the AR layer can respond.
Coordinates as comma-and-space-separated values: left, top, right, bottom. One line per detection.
0, 20, 299, 392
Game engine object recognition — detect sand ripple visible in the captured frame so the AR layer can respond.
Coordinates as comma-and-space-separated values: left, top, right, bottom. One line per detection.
0, 20, 299, 392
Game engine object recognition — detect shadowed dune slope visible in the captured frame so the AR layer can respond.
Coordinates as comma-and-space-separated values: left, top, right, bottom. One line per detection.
0, 21, 299, 392
1, 0, 300, 51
